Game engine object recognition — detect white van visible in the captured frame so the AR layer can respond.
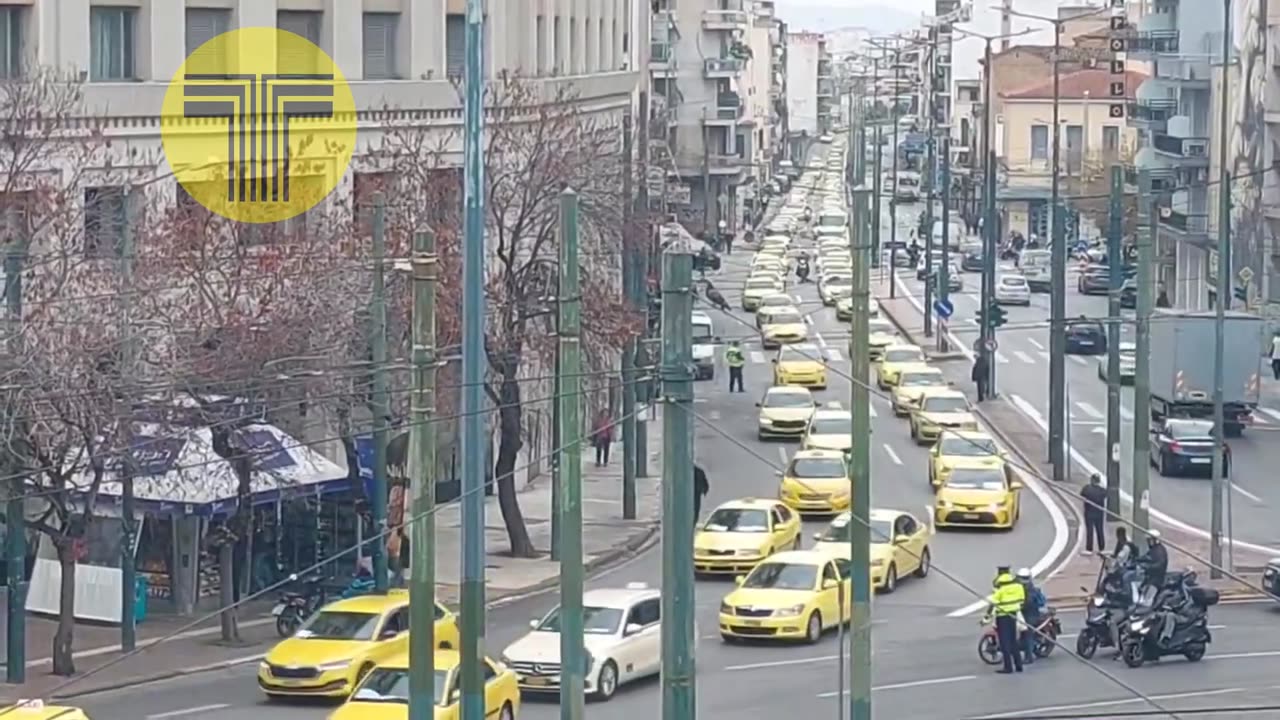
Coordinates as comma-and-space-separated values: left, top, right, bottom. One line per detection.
692, 312, 717, 380
818, 208, 848, 230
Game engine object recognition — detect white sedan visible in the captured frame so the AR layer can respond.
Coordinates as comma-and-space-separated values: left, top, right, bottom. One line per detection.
501, 584, 660, 702
994, 274, 1032, 306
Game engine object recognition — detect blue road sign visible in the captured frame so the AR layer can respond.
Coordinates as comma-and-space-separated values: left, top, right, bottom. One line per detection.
933, 298, 954, 319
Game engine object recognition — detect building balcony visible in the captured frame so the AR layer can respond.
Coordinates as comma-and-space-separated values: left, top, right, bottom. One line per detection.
1157, 207, 1209, 239
649, 43, 677, 77
1152, 133, 1209, 165
703, 9, 749, 31
1125, 30, 1180, 58
1128, 98, 1177, 130
818, 60, 832, 78
707, 153, 748, 175
705, 93, 746, 126
704, 57, 746, 78
1124, 165, 1177, 193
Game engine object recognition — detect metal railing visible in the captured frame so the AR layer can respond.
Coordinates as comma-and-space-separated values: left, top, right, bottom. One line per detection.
650, 43, 672, 63
702, 9, 749, 29
704, 57, 745, 75
1153, 133, 1210, 159
1127, 29, 1180, 55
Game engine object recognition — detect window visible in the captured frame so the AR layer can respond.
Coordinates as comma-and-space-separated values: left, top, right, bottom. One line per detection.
0, 8, 24, 78
1065, 124, 1083, 172
90, 7, 136, 81
554, 17, 562, 74
960, 117, 971, 147
1030, 124, 1048, 161
536, 16, 546, 75
185, 8, 231, 70
482, 661, 498, 681
629, 598, 660, 627
445, 13, 465, 77
278, 10, 323, 72
821, 562, 839, 584
363, 12, 399, 79
832, 558, 852, 579
1103, 125, 1120, 153
83, 186, 128, 257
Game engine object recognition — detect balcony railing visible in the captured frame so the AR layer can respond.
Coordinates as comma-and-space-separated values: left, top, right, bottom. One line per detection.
1128, 98, 1177, 125
1126, 30, 1180, 56
707, 153, 746, 170
650, 43, 672, 63
707, 93, 744, 122
1153, 133, 1209, 160
704, 57, 746, 76
702, 9, 749, 30
817, 80, 835, 97
1158, 208, 1208, 234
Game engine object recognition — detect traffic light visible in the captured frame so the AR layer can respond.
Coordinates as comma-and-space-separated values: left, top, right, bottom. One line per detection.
987, 301, 1008, 329
1234, 285, 1248, 303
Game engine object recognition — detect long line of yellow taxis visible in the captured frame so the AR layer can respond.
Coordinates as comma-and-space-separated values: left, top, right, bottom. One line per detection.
772, 342, 828, 389
908, 387, 979, 444
890, 363, 949, 416
810, 509, 933, 593
329, 649, 520, 720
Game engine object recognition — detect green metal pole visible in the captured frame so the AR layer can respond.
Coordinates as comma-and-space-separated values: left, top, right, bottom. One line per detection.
1048, 21, 1066, 480
1131, 171, 1154, 533
1210, 0, 1232, 577
551, 325, 562, 562
120, 188, 137, 652
922, 28, 936, 338
937, 137, 951, 354
1105, 166, 1123, 518
370, 193, 390, 594
636, 234, 650, 480
557, 190, 586, 718
459, 0, 487, 716
889, 57, 901, 299
4, 233, 26, 682
871, 58, 882, 269
621, 111, 638, 521
849, 188, 873, 720
408, 230, 438, 720
659, 236, 696, 720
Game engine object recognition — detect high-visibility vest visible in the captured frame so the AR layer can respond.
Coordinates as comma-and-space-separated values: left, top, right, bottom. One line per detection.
726, 348, 745, 367
989, 574, 1026, 616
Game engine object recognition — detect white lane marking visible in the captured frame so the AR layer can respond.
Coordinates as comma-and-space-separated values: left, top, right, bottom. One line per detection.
1007, 393, 1280, 557
1028, 338, 1045, 351
1207, 650, 1280, 660
827, 349, 844, 363
816, 332, 828, 347
1074, 401, 1103, 419
709, 410, 722, 421
995, 352, 1010, 364
777, 446, 789, 467
750, 351, 766, 364
883, 444, 903, 465
1257, 406, 1280, 422
727, 654, 839, 671
146, 706, 231, 720
1069, 355, 1087, 366
1037, 351, 1051, 361
977, 688, 1246, 719
1013, 350, 1034, 364
1232, 483, 1263, 503
794, 294, 804, 303
817, 675, 976, 698
868, 402, 877, 418
804, 314, 814, 325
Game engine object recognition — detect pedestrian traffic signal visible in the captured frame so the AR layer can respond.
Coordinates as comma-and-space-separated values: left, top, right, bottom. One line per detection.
1234, 285, 1248, 302
987, 301, 1008, 329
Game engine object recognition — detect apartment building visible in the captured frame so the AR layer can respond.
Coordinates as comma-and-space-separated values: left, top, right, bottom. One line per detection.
784, 31, 823, 140
952, 77, 980, 215
1126, 0, 1222, 308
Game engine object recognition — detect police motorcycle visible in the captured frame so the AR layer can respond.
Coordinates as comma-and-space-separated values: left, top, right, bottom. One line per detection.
1075, 561, 1138, 659
1117, 569, 1218, 668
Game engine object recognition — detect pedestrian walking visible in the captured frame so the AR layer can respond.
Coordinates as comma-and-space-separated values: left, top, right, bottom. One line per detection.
693, 464, 710, 527
725, 340, 746, 393
986, 565, 1025, 674
591, 410, 613, 466
1269, 331, 1280, 380
972, 352, 990, 402
1080, 473, 1108, 555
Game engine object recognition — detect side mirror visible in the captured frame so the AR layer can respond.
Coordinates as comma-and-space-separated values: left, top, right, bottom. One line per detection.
734, 575, 746, 587
1010, 481, 1024, 490
812, 532, 822, 541
379, 628, 401, 640
822, 578, 839, 589
894, 536, 910, 545
624, 623, 644, 636
529, 618, 539, 629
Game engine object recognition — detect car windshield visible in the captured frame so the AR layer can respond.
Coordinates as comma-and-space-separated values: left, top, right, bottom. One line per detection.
1023, 252, 1050, 267
788, 457, 847, 478
537, 606, 625, 635
869, 320, 895, 335
939, 436, 998, 456
780, 346, 821, 362
692, 324, 713, 341
747, 279, 777, 289
900, 372, 944, 387
1000, 277, 1026, 287
351, 667, 447, 705
768, 311, 803, 325
1167, 420, 1214, 439
885, 348, 924, 363
811, 416, 852, 435
765, 391, 813, 409
923, 396, 969, 413
1069, 323, 1103, 334
761, 295, 791, 306
703, 508, 770, 533
742, 562, 818, 590
946, 468, 1006, 490
296, 611, 381, 641
819, 517, 895, 544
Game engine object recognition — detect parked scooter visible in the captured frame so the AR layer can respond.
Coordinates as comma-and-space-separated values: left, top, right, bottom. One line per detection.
272, 575, 327, 637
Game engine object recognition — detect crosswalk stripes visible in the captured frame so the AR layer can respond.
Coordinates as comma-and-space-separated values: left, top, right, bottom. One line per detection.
826, 349, 844, 363
995, 352, 1010, 364
1256, 407, 1280, 422
1013, 350, 1034, 364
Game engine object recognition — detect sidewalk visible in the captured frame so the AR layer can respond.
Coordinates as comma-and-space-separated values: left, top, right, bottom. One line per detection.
1, 434, 663, 701
875, 278, 1272, 604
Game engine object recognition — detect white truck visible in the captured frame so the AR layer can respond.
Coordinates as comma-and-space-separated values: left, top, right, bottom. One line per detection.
1148, 310, 1264, 437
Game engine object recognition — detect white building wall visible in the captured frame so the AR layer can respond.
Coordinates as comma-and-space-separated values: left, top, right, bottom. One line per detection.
787, 32, 819, 136
747, 21, 772, 175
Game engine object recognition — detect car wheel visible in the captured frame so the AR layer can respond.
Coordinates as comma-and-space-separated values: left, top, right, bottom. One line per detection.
914, 548, 931, 578
792, 536, 803, 550
353, 663, 374, 690
1158, 452, 1170, 476
804, 612, 823, 644
883, 564, 898, 593
499, 703, 515, 720
593, 660, 619, 702
910, 422, 918, 439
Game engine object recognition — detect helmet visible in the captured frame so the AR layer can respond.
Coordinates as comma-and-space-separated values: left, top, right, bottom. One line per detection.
1147, 529, 1162, 542
1016, 567, 1032, 579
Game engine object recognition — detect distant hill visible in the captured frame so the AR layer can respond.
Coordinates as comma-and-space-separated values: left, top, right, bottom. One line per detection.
775, 2, 920, 35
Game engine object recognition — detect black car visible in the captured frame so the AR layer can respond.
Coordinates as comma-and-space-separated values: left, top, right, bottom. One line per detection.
1077, 265, 1110, 295
961, 244, 984, 272
693, 247, 721, 272
1120, 279, 1137, 309
1149, 418, 1230, 478
1064, 320, 1107, 354
1263, 559, 1280, 598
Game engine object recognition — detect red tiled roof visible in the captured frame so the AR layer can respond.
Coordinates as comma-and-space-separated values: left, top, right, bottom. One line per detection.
1000, 68, 1148, 101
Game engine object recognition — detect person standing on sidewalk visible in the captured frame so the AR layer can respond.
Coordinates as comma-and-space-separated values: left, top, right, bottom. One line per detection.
693, 464, 710, 527
591, 410, 614, 466
1080, 473, 1108, 555
972, 352, 990, 402
1269, 331, 1280, 380
725, 341, 746, 393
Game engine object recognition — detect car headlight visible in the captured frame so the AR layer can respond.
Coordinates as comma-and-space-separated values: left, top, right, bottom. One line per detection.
259, 661, 270, 673
758, 417, 773, 425
773, 604, 806, 617
986, 503, 1003, 512
720, 601, 733, 614
318, 659, 353, 672
1130, 621, 1148, 634
870, 559, 885, 568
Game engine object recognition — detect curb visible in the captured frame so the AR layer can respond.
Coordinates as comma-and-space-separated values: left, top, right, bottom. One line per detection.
46, 519, 663, 701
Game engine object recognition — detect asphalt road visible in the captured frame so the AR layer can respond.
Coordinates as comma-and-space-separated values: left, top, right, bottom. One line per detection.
888, 248, 1280, 552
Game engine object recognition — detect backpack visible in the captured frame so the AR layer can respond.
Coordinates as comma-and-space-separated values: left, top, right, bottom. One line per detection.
1028, 585, 1046, 611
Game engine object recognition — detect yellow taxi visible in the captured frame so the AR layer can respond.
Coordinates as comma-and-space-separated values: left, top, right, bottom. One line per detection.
933, 462, 1023, 530
760, 307, 809, 348
834, 295, 878, 322
330, 650, 519, 720
908, 388, 978, 445
778, 449, 852, 515
756, 293, 796, 318
258, 591, 460, 698
757, 385, 816, 440
850, 318, 899, 361
890, 364, 948, 416
928, 430, 1006, 490
718, 550, 852, 644
743, 276, 785, 310
694, 498, 802, 575
876, 343, 927, 389
802, 404, 852, 452
2, 702, 90, 720
773, 343, 827, 389
811, 509, 932, 593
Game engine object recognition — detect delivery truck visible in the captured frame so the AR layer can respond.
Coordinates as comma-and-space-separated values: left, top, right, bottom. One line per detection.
1148, 310, 1264, 436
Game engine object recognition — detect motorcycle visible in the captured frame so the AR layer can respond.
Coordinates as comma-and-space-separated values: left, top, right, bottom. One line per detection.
1075, 587, 1128, 659
977, 611, 1060, 665
1117, 574, 1219, 668
272, 575, 327, 637
795, 262, 811, 284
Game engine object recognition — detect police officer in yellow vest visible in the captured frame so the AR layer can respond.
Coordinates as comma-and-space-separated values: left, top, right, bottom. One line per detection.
987, 565, 1026, 674
725, 340, 746, 393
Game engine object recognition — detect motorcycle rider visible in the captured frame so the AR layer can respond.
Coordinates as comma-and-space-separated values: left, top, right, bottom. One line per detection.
796, 252, 811, 283
1109, 526, 1140, 603
1154, 571, 1197, 647
1139, 530, 1169, 594
1016, 568, 1047, 664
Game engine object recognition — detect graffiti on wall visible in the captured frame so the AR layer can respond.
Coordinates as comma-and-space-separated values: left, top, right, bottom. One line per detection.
1227, 0, 1271, 307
